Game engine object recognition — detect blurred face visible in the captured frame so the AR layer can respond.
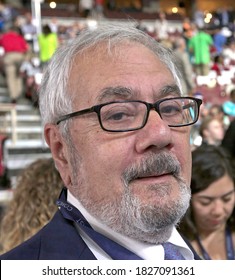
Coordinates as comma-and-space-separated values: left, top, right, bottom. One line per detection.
192, 174, 235, 234
48, 43, 192, 243
204, 119, 224, 144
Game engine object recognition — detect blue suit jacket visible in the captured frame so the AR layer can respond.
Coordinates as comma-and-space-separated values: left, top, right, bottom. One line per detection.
0, 210, 200, 260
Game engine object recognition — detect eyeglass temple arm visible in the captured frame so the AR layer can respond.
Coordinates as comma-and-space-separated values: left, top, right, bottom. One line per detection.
56, 107, 95, 125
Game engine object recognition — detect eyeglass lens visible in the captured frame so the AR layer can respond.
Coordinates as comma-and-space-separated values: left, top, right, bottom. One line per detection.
100, 98, 198, 131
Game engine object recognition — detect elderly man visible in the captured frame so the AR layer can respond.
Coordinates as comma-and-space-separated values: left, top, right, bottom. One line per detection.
0, 23, 202, 260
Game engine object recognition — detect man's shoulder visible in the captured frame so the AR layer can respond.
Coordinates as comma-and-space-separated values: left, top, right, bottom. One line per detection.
0, 211, 64, 259
0, 226, 44, 259
0, 210, 96, 260
0, 212, 71, 260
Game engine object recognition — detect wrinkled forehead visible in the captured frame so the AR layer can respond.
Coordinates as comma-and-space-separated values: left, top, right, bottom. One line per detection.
68, 41, 171, 102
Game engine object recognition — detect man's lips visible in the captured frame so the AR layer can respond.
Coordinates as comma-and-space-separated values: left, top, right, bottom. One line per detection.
133, 172, 173, 181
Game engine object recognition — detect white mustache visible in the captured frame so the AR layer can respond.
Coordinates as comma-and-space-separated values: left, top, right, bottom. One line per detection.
123, 152, 181, 183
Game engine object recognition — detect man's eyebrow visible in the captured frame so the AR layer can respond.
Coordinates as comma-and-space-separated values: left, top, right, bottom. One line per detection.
158, 84, 181, 98
97, 86, 134, 102
97, 84, 181, 103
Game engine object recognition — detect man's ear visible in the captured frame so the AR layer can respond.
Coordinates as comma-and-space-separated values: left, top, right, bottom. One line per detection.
44, 124, 71, 186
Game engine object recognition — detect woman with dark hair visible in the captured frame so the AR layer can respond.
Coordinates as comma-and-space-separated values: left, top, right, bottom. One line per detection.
178, 145, 235, 259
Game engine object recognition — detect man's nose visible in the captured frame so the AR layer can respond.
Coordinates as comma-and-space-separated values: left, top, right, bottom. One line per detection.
135, 110, 172, 152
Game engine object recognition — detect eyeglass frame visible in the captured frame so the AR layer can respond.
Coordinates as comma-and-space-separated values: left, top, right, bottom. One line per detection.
56, 96, 202, 132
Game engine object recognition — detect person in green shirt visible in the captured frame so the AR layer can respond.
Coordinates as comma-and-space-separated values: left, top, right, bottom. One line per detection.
38, 24, 58, 68
188, 26, 213, 76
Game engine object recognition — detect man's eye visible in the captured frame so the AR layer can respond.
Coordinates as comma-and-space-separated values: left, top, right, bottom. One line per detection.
161, 105, 181, 115
107, 112, 129, 121
102, 107, 136, 122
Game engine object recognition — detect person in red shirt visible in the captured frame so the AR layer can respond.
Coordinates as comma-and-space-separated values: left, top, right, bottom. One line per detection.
0, 25, 28, 103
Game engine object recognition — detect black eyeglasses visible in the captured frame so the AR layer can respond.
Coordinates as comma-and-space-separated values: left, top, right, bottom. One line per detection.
56, 97, 202, 132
